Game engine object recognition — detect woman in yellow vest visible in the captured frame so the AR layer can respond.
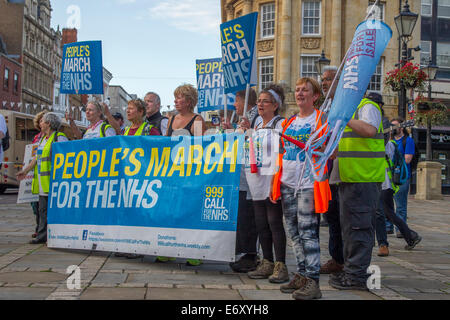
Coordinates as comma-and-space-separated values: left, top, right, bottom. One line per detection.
114, 99, 160, 259
123, 99, 160, 136
17, 113, 68, 244
271, 77, 330, 300
66, 101, 117, 139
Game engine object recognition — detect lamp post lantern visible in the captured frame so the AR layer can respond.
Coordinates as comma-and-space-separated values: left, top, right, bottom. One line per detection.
394, 0, 418, 120
315, 50, 331, 78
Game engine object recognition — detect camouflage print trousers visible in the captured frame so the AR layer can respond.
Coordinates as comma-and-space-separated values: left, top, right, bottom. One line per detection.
280, 185, 320, 281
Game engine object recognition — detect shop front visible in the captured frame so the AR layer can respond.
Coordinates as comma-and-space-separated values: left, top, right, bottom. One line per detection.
411, 127, 450, 195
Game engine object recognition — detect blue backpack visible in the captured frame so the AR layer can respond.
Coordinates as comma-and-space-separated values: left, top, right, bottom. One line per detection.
387, 140, 408, 186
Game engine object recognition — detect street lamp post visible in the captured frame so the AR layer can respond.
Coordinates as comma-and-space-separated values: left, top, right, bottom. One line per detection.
394, 0, 418, 120
421, 60, 439, 161
315, 50, 331, 79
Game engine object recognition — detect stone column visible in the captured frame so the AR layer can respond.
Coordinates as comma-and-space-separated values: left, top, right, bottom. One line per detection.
226, 3, 234, 21
243, 0, 253, 15
279, 0, 292, 89
330, 0, 342, 66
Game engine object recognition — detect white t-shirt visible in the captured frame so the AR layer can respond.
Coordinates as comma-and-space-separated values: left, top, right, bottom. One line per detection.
0, 114, 6, 164
244, 116, 283, 201
281, 111, 318, 190
37, 134, 68, 196
160, 118, 169, 136
83, 121, 116, 139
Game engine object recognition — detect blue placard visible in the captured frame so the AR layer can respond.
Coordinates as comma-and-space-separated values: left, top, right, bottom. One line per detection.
60, 41, 104, 94
196, 58, 236, 112
47, 134, 244, 261
220, 12, 258, 94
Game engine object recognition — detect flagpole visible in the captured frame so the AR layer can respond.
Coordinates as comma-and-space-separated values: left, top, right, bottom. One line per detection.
242, 83, 250, 119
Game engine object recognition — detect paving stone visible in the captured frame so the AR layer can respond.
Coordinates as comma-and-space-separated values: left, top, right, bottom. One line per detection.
127, 272, 242, 286
145, 287, 242, 300
80, 287, 146, 300
175, 284, 204, 289
89, 283, 117, 288
398, 292, 450, 300
231, 284, 258, 290
91, 272, 128, 284
239, 289, 293, 300
203, 284, 231, 289
118, 282, 146, 288
0, 271, 66, 284
147, 283, 174, 288
0, 287, 54, 300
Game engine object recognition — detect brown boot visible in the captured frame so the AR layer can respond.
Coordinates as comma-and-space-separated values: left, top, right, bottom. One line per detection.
247, 259, 274, 279
377, 245, 389, 257
292, 277, 322, 300
280, 273, 306, 293
320, 259, 343, 274
268, 261, 289, 283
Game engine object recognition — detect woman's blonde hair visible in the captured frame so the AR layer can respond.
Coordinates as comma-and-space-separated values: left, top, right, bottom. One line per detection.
33, 110, 48, 131
174, 84, 198, 112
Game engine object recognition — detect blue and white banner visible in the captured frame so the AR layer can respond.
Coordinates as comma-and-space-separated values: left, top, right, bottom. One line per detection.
47, 134, 244, 262
327, 20, 392, 127
196, 58, 235, 112
60, 40, 104, 95
220, 12, 258, 94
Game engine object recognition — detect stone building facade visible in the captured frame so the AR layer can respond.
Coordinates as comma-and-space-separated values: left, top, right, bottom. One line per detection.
0, 0, 62, 110
220, 0, 422, 119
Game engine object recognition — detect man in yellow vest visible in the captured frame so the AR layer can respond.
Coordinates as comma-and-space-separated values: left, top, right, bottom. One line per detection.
328, 92, 386, 290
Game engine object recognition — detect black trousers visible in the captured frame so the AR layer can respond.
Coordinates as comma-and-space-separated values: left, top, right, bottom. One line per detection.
339, 182, 380, 283
235, 191, 258, 255
327, 185, 344, 265
36, 196, 48, 242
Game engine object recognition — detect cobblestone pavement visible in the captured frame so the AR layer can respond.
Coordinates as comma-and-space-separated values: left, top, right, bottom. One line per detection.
0, 189, 449, 300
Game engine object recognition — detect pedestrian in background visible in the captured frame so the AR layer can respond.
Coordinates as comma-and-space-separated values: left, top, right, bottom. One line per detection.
387, 118, 415, 238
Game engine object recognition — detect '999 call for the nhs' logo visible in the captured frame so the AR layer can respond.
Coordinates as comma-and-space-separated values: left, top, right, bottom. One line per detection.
201, 186, 233, 223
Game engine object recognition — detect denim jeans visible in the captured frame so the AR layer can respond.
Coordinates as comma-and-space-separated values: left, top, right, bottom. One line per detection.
280, 185, 320, 281
387, 179, 410, 232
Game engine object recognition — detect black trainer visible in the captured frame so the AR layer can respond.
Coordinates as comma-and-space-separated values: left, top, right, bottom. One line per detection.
405, 234, 422, 250
329, 273, 368, 291
229, 254, 257, 273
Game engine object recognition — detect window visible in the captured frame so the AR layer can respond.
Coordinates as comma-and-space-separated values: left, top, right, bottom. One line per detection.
13, 73, 19, 93
368, 1, 384, 21
300, 55, 320, 79
437, 42, 450, 68
422, 0, 432, 16
368, 59, 383, 93
3, 68, 9, 90
259, 57, 274, 91
302, 1, 321, 35
421, 41, 432, 66
438, 0, 450, 18
260, 3, 275, 38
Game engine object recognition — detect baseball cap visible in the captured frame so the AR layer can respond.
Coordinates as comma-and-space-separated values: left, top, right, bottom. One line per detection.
366, 92, 384, 106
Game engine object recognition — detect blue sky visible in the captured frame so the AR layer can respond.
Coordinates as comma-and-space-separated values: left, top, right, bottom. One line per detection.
51, 0, 222, 111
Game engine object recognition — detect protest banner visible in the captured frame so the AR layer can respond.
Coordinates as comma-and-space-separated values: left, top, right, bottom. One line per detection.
47, 134, 244, 262
60, 40, 104, 94
17, 143, 39, 204
220, 12, 258, 95
196, 58, 235, 113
